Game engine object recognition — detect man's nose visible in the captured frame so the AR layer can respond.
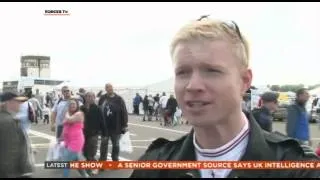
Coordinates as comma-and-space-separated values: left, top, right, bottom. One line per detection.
186, 72, 205, 92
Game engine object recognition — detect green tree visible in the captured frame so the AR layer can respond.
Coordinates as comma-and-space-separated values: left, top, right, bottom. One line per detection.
270, 85, 280, 91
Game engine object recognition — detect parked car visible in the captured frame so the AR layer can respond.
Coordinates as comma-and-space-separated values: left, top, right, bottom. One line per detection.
310, 107, 320, 123
272, 104, 315, 123
272, 104, 288, 121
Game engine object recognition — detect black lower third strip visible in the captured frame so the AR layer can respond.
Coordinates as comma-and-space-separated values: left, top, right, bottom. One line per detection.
44, 161, 70, 169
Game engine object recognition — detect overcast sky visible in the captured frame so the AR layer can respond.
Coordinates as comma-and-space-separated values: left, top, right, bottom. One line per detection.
0, 2, 319, 87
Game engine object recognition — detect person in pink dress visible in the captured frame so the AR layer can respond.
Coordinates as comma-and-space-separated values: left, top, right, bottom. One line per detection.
62, 98, 89, 178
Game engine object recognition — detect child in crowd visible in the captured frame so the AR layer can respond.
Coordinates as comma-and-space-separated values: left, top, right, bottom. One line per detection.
43, 104, 50, 124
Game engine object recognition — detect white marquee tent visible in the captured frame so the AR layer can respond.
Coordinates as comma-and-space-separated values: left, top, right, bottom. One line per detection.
309, 87, 320, 97
144, 77, 175, 96
53, 81, 78, 91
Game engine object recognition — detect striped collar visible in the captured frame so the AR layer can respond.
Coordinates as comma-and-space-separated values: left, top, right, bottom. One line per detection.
193, 113, 249, 157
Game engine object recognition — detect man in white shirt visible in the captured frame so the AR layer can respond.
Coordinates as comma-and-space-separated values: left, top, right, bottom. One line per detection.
130, 15, 320, 178
51, 86, 72, 140
159, 92, 168, 124
29, 95, 42, 124
159, 92, 168, 110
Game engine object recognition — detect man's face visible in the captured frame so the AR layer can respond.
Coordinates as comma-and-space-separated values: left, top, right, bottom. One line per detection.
264, 101, 278, 113
105, 84, 114, 95
173, 40, 252, 127
270, 102, 278, 112
85, 93, 95, 104
298, 91, 310, 104
6, 100, 22, 113
62, 87, 71, 99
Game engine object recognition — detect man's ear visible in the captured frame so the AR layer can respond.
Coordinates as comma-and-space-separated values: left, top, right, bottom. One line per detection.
241, 68, 253, 96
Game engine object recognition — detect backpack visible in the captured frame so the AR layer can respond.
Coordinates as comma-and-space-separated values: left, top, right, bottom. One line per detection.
28, 102, 35, 123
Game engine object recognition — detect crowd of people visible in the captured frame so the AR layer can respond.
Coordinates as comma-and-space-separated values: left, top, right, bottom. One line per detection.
0, 83, 129, 178
132, 92, 183, 126
50, 84, 128, 177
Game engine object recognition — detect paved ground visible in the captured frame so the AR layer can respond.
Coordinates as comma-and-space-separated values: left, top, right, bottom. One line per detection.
29, 115, 320, 178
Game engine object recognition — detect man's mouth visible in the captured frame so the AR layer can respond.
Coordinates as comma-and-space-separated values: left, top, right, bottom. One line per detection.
186, 101, 211, 108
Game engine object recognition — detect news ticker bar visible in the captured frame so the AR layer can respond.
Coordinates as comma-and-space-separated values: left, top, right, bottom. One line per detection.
44, 161, 320, 170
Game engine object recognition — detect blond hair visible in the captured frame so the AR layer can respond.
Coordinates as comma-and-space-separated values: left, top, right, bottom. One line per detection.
170, 17, 250, 68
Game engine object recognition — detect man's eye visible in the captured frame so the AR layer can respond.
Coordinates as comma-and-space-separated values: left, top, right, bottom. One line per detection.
206, 68, 220, 73
175, 70, 188, 76
176, 71, 184, 75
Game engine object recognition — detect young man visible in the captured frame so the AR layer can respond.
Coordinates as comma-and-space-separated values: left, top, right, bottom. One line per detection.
130, 16, 320, 178
153, 94, 160, 120
98, 83, 128, 162
286, 88, 311, 145
252, 92, 279, 132
133, 93, 142, 115
0, 92, 34, 178
164, 94, 178, 126
29, 94, 42, 124
159, 92, 168, 125
51, 86, 72, 139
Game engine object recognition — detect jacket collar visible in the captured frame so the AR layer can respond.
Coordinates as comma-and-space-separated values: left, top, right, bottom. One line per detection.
260, 106, 271, 115
166, 129, 201, 178
167, 111, 277, 178
227, 111, 277, 178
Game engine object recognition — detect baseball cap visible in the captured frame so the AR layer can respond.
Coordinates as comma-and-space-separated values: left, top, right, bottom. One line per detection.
261, 92, 279, 103
0, 92, 28, 103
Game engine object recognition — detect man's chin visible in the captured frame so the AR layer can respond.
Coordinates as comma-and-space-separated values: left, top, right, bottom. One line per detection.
186, 114, 226, 127
186, 117, 213, 127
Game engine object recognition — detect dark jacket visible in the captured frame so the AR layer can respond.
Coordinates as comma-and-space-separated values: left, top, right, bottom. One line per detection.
130, 111, 320, 178
166, 97, 178, 115
252, 106, 273, 132
0, 110, 33, 178
133, 95, 142, 106
80, 104, 106, 137
99, 93, 128, 135
154, 96, 160, 103
286, 102, 310, 141
142, 96, 149, 111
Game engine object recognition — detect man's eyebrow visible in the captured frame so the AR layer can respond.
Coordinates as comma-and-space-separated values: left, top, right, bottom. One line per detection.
198, 62, 226, 69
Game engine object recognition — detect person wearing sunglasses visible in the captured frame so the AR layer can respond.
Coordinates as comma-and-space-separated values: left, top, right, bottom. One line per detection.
130, 16, 320, 178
